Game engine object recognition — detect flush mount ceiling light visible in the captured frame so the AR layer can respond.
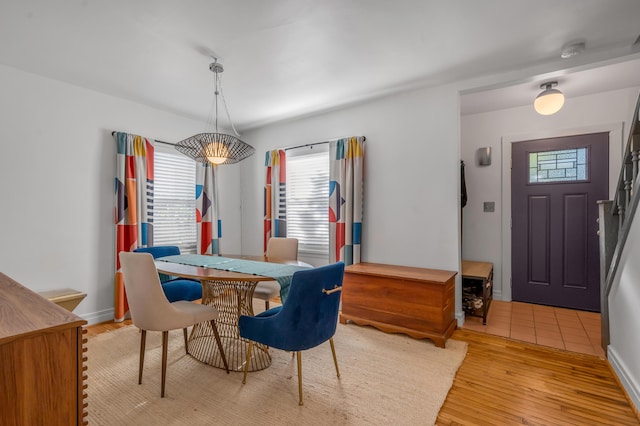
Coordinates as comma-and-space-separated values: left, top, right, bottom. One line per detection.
534, 81, 565, 115
175, 59, 255, 165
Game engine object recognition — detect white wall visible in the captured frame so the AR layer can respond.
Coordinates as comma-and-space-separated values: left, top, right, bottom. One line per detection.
608, 186, 640, 410
240, 84, 464, 318
460, 87, 639, 301
0, 64, 243, 324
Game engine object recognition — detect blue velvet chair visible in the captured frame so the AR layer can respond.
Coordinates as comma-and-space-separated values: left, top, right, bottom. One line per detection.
238, 262, 345, 405
133, 246, 202, 302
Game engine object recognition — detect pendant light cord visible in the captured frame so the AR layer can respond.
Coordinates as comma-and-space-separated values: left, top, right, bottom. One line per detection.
205, 58, 241, 137
215, 70, 219, 132
218, 73, 242, 137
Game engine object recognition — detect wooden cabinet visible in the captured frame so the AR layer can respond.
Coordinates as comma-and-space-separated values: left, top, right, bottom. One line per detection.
0, 272, 88, 425
461, 260, 493, 325
339, 262, 457, 348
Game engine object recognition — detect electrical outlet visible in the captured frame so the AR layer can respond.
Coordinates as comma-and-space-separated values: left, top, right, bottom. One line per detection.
483, 202, 495, 212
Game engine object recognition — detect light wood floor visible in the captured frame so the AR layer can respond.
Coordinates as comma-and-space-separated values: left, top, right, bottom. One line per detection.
84, 318, 132, 338
436, 328, 639, 425
86, 321, 638, 425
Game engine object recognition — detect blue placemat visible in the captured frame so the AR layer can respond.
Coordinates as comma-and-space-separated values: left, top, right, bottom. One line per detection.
157, 255, 310, 302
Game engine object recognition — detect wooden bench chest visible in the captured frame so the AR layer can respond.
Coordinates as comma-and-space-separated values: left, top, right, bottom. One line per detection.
339, 262, 457, 347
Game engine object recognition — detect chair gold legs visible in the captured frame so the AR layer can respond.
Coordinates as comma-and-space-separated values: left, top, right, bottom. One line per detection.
161, 331, 169, 397
138, 329, 147, 385
210, 320, 230, 373
296, 351, 303, 405
329, 337, 340, 378
242, 340, 339, 406
183, 328, 189, 355
242, 341, 254, 384
294, 340, 338, 406
243, 341, 304, 405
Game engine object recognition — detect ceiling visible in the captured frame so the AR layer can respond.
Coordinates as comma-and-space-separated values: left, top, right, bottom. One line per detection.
1, 1, 640, 131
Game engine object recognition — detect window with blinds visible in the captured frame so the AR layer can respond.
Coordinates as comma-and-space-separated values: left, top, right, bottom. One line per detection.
286, 146, 329, 254
153, 150, 197, 253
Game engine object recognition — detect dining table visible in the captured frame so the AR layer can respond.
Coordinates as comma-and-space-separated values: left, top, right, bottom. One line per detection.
155, 254, 311, 372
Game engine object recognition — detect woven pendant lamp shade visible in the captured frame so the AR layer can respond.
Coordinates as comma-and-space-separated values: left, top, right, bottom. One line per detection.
175, 132, 255, 165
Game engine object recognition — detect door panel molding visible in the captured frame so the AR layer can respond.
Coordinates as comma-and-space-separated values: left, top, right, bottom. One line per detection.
563, 193, 588, 289
528, 195, 550, 285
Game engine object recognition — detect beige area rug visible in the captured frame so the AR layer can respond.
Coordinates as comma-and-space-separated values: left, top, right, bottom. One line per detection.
86, 324, 467, 425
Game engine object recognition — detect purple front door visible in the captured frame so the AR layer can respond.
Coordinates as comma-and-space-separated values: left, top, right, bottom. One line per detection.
511, 133, 608, 311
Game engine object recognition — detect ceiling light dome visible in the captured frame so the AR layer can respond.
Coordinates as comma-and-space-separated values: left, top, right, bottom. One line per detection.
534, 81, 565, 115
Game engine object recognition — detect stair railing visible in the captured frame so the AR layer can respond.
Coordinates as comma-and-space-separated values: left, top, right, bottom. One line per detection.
598, 92, 640, 351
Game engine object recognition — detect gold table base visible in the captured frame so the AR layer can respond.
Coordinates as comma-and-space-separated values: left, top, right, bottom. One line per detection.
188, 279, 271, 372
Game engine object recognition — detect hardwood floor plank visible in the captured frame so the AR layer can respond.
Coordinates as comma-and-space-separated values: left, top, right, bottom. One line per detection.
436, 329, 639, 426
451, 377, 634, 425
84, 319, 132, 338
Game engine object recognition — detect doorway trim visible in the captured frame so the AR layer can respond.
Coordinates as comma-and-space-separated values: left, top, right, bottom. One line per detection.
500, 122, 624, 302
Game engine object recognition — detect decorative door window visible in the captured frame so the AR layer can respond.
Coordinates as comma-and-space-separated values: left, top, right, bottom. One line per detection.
528, 147, 588, 184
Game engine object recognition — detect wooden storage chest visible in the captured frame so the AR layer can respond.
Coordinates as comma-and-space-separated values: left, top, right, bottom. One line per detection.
339, 262, 457, 347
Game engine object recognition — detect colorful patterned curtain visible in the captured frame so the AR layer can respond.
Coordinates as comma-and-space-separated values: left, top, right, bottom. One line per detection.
114, 132, 155, 322
196, 163, 221, 254
263, 149, 287, 252
329, 136, 365, 265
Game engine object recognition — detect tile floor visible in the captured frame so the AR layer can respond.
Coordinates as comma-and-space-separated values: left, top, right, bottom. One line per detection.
462, 300, 605, 358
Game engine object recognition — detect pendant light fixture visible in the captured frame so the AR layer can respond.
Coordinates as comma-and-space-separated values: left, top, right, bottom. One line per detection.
534, 81, 565, 115
175, 59, 255, 165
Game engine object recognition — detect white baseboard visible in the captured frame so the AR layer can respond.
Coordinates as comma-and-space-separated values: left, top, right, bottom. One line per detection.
608, 345, 640, 413
455, 310, 466, 327
79, 308, 115, 326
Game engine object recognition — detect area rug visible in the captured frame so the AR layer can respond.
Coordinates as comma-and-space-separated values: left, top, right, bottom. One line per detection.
86, 324, 467, 425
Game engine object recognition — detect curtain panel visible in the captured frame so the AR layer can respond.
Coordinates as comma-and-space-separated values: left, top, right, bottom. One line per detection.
329, 136, 365, 265
263, 149, 287, 252
196, 163, 221, 254
114, 132, 155, 322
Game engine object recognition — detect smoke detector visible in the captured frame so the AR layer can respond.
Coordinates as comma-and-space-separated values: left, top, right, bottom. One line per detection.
561, 41, 585, 59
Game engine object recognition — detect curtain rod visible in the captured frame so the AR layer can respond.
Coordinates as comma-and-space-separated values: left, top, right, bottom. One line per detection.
111, 132, 365, 150
285, 141, 327, 151
111, 131, 175, 147
284, 135, 366, 151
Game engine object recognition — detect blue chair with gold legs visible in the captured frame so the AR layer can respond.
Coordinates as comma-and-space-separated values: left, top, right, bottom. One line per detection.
238, 262, 345, 405
133, 246, 202, 302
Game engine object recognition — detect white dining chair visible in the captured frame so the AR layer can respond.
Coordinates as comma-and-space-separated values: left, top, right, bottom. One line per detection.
119, 251, 229, 397
253, 237, 299, 309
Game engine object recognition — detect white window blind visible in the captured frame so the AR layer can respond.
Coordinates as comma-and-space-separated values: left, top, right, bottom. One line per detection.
153, 150, 197, 254
286, 148, 329, 254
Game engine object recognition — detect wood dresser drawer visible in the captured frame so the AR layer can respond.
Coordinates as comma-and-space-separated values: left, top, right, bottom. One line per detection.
0, 272, 88, 425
